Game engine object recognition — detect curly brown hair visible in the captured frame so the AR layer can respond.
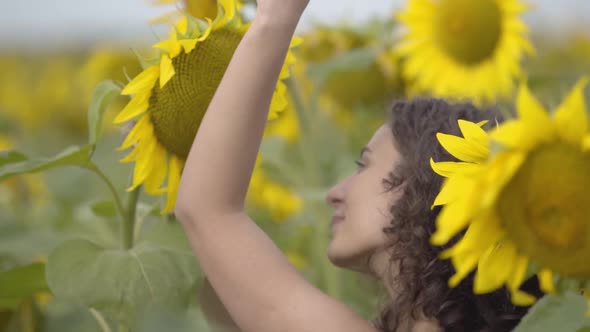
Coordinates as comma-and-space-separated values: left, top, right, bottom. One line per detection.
373, 98, 542, 332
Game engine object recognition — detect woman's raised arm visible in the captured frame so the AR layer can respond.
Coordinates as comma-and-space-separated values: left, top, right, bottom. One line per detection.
173, 2, 377, 332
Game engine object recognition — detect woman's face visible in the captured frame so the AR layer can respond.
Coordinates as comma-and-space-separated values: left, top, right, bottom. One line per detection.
325, 124, 403, 273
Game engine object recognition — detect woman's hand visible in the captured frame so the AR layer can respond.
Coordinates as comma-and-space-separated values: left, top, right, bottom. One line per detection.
255, 0, 309, 28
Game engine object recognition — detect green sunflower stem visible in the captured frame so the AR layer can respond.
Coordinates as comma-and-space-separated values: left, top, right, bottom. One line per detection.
85, 163, 127, 225
286, 78, 311, 138
122, 185, 141, 250
286, 77, 342, 299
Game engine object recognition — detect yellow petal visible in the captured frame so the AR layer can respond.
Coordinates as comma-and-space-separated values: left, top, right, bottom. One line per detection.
510, 290, 537, 306
290, 36, 304, 48
440, 213, 504, 260
159, 54, 175, 88
153, 40, 182, 58
120, 145, 140, 163
143, 144, 168, 195
507, 254, 529, 293
490, 120, 529, 149
117, 116, 150, 151
430, 159, 480, 177
431, 195, 475, 245
436, 133, 488, 163
163, 155, 183, 213
474, 242, 517, 294
216, 0, 236, 27
173, 16, 188, 35
516, 82, 552, 133
432, 176, 474, 207
179, 39, 199, 54
121, 66, 160, 95
583, 135, 590, 151
538, 269, 555, 293
458, 120, 489, 147
554, 77, 589, 144
448, 250, 479, 287
113, 92, 150, 124
197, 19, 213, 42
127, 137, 157, 191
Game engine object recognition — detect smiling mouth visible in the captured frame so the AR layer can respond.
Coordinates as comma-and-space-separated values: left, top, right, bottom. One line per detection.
331, 216, 345, 229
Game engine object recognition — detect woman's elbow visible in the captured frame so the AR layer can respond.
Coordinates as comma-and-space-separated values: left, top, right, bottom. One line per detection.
173, 191, 200, 225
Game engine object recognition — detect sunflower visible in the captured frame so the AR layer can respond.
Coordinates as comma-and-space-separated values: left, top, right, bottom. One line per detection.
248, 155, 303, 223
150, 0, 244, 24
296, 22, 404, 110
430, 78, 590, 305
114, 0, 301, 213
396, 0, 534, 104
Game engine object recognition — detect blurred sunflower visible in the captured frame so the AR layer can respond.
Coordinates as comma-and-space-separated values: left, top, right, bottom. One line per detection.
263, 95, 300, 144
430, 78, 590, 305
248, 165, 303, 223
396, 0, 534, 104
0, 54, 96, 136
0, 57, 38, 131
78, 47, 142, 102
296, 22, 404, 112
114, 0, 301, 213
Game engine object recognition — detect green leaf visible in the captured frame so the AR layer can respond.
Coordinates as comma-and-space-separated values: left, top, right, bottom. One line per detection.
46, 238, 200, 324
90, 200, 118, 219
88, 80, 122, 146
307, 47, 377, 83
0, 145, 93, 182
0, 150, 28, 168
514, 292, 590, 332
0, 262, 49, 309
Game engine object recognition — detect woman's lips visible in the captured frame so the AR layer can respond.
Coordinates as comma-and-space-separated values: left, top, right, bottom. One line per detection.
331, 216, 345, 228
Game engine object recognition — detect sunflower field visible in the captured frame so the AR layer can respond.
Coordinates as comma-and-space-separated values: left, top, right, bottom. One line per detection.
0, 0, 589, 331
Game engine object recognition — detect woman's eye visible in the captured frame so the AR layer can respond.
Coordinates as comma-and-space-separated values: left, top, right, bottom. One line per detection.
354, 159, 365, 170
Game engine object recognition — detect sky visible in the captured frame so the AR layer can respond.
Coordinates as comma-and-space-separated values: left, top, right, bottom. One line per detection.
0, 0, 589, 50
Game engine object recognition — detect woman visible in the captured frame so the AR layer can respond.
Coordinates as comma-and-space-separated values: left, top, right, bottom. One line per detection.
173, 0, 539, 331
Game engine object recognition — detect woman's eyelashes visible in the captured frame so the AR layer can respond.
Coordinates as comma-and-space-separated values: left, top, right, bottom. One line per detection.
354, 159, 366, 172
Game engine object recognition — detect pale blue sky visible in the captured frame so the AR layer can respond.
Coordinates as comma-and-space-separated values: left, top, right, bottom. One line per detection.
0, 0, 588, 50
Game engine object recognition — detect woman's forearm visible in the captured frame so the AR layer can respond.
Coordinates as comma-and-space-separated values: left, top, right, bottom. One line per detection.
175, 12, 302, 219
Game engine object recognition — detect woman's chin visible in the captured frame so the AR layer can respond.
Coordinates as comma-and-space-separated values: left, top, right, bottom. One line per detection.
326, 245, 369, 273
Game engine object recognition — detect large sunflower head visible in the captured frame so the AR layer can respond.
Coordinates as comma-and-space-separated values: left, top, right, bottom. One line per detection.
430, 78, 590, 305
396, 0, 534, 105
113, 0, 300, 213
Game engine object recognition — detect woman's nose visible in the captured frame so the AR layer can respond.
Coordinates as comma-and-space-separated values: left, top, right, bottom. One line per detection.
325, 178, 347, 207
